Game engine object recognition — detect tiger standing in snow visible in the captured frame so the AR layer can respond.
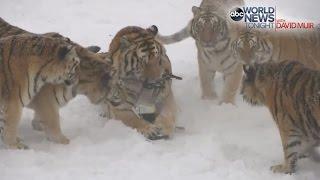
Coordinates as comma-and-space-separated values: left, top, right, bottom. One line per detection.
156, 0, 244, 104
0, 17, 111, 145
0, 34, 81, 149
241, 61, 320, 174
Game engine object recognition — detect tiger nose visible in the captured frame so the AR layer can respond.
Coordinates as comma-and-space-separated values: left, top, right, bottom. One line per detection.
238, 47, 253, 64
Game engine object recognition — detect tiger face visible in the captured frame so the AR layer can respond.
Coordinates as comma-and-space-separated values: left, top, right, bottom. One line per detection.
240, 63, 276, 106
118, 37, 162, 80
232, 30, 273, 64
191, 6, 228, 47
108, 26, 173, 114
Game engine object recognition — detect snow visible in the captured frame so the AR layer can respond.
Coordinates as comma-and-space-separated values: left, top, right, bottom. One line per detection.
1, 0, 320, 179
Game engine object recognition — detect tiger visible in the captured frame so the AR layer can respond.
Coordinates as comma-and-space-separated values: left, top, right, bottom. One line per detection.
232, 29, 320, 70
241, 60, 320, 174
28, 52, 111, 145
0, 34, 81, 149
103, 25, 179, 140
156, 0, 245, 104
0, 17, 111, 145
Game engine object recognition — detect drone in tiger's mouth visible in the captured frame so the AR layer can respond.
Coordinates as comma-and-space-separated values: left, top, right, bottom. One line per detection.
107, 72, 182, 123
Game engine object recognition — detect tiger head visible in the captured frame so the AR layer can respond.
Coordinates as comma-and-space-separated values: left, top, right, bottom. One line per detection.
191, 5, 229, 47
76, 52, 112, 104
241, 62, 277, 106
110, 25, 164, 80
108, 25, 173, 115
232, 30, 273, 64
36, 43, 80, 86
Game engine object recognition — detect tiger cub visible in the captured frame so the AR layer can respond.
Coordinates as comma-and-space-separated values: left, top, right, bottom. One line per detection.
104, 25, 178, 140
241, 60, 320, 174
0, 34, 80, 149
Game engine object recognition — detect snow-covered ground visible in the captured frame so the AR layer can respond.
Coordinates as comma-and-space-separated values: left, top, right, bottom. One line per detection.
1, 0, 320, 179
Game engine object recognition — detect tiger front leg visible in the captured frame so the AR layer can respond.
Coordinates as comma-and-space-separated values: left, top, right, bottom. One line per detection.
110, 107, 164, 140
30, 89, 69, 145
33, 103, 69, 145
198, 57, 217, 100
154, 91, 177, 138
2, 96, 28, 149
220, 64, 242, 104
271, 127, 301, 174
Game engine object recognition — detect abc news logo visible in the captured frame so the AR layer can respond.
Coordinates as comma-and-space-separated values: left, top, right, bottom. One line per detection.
230, 7, 244, 21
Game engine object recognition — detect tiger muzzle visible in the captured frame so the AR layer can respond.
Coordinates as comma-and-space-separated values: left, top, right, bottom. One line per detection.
108, 73, 182, 123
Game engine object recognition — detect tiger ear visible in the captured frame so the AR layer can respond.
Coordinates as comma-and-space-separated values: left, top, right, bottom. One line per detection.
86, 46, 101, 53
192, 6, 201, 15
119, 36, 131, 50
147, 25, 158, 36
57, 45, 72, 60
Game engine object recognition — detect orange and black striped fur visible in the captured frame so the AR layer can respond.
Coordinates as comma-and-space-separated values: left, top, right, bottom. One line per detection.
232, 29, 320, 70
0, 17, 111, 146
104, 25, 177, 140
241, 61, 320, 174
0, 34, 81, 149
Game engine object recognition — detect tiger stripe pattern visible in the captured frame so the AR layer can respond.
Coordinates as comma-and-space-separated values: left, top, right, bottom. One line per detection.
156, 0, 245, 104
0, 34, 81, 149
232, 29, 320, 70
0, 17, 112, 145
105, 25, 177, 140
241, 60, 320, 174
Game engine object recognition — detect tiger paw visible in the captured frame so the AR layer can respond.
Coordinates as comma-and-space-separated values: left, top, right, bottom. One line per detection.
270, 164, 295, 174
47, 134, 70, 144
32, 119, 44, 131
138, 124, 168, 141
6, 139, 29, 150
